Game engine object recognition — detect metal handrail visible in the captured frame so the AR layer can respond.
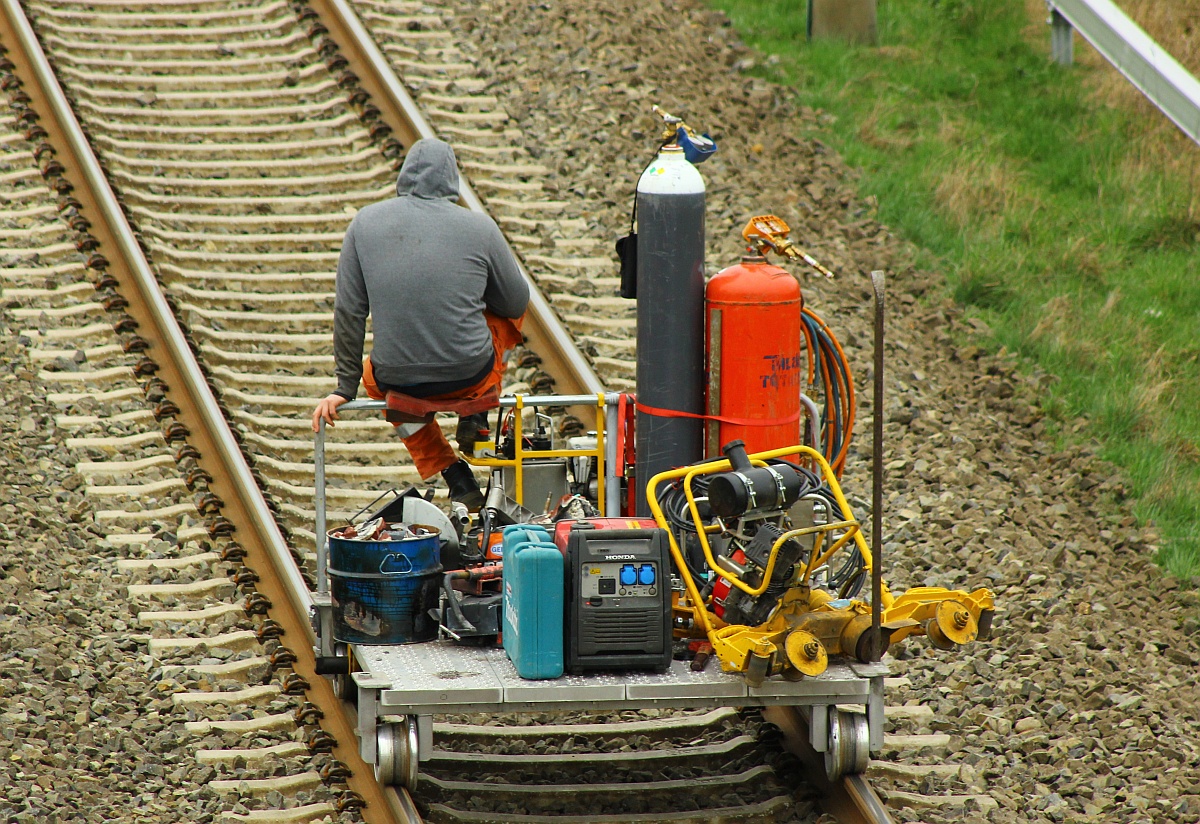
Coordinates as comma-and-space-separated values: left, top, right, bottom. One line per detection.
462, 393, 614, 512
314, 392, 627, 591
1047, 0, 1200, 146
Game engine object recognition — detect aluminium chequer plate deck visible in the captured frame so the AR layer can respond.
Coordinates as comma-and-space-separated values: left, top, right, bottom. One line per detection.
353, 641, 888, 715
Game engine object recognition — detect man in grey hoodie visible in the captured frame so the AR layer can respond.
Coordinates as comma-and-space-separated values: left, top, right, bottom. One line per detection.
311, 138, 529, 509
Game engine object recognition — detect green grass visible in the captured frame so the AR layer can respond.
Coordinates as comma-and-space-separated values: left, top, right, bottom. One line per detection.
710, 0, 1200, 577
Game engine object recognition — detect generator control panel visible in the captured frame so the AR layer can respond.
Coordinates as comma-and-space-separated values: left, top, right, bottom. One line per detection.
580, 559, 659, 598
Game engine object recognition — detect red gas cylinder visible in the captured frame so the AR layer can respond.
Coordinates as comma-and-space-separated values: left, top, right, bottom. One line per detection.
705, 256, 803, 457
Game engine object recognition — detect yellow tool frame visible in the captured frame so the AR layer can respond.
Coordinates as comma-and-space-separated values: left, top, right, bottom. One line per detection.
465, 393, 608, 511
647, 443, 995, 682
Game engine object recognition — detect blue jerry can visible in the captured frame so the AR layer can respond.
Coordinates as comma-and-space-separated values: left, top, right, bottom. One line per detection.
501, 526, 564, 680
500, 524, 550, 558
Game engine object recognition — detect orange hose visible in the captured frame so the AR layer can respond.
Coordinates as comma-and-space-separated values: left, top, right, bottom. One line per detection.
802, 320, 817, 391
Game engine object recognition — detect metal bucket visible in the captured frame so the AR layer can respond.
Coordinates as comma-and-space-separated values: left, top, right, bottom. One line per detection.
327, 525, 442, 645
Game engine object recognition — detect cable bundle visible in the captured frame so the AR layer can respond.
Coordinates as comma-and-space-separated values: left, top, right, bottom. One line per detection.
800, 307, 856, 477
653, 458, 865, 599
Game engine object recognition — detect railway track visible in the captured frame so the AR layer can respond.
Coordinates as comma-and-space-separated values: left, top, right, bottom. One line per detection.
1, 0, 997, 821
0, 1, 401, 820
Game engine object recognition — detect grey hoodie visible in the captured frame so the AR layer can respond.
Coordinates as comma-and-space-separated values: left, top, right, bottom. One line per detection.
332, 138, 528, 398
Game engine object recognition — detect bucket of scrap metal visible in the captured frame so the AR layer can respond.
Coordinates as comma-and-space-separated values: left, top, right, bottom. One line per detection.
327, 519, 443, 645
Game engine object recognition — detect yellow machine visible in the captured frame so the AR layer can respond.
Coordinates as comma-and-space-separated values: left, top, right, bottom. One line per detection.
647, 441, 995, 685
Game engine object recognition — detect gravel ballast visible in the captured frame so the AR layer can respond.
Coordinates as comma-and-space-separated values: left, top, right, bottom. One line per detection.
425, 1, 1200, 820
3, 1, 1200, 822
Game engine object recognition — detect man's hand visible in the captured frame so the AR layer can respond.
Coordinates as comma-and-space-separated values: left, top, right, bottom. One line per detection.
312, 393, 349, 432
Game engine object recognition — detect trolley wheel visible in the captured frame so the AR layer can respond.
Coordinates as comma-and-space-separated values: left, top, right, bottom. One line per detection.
329, 645, 356, 701
824, 709, 870, 782
331, 672, 355, 701
375, 716, 419, 789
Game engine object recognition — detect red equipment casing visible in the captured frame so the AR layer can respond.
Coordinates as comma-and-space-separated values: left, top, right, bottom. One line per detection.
705, 256, 803, 457
553, 517, 659, 552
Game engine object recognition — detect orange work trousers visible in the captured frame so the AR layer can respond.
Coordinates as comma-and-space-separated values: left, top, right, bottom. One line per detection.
362, 311, 523, 480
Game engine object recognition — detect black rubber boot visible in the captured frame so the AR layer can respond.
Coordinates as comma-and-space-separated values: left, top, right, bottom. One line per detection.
454, 412, 489, 454
441, 459, 485, 512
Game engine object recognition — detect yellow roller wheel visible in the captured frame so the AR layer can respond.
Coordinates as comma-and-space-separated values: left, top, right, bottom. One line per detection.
744, 652, 771, 687
925, 618, 954, 650
784, 630, 828, 677
934, 600, 977, 646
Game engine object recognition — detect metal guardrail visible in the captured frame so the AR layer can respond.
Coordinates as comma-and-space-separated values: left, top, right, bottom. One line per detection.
1046, 0, 1200, 146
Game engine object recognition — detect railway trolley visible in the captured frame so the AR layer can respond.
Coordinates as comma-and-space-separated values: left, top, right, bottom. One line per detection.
312, 394, 893, 790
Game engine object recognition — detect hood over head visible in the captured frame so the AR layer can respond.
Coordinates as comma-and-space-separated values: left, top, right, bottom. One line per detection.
395, 138, 461, 200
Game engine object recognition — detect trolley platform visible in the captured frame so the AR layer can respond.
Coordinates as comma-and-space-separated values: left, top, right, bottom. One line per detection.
350, 638, 888, 783
354, 641, 888, 715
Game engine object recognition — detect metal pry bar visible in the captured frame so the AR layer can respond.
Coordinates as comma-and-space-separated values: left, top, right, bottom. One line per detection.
869, 270, 885, 663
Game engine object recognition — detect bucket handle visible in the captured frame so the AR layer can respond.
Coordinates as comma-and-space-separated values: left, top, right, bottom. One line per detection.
379, 553, 413, 575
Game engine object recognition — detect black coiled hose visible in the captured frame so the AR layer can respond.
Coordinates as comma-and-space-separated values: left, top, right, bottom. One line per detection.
653, 458, 865, 598
801, 307, 856, 477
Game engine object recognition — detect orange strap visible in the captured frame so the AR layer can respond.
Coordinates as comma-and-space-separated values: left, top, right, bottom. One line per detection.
635, 400, 801, 427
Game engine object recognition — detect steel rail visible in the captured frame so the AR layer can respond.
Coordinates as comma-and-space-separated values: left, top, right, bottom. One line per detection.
761, 706, 894, 824
0, 2, 410, 821
308, 0, 605, 419
1046, 0, 1200, 146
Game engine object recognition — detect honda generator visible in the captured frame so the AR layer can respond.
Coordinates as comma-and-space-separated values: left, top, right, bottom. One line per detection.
554, 519, 673, 674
